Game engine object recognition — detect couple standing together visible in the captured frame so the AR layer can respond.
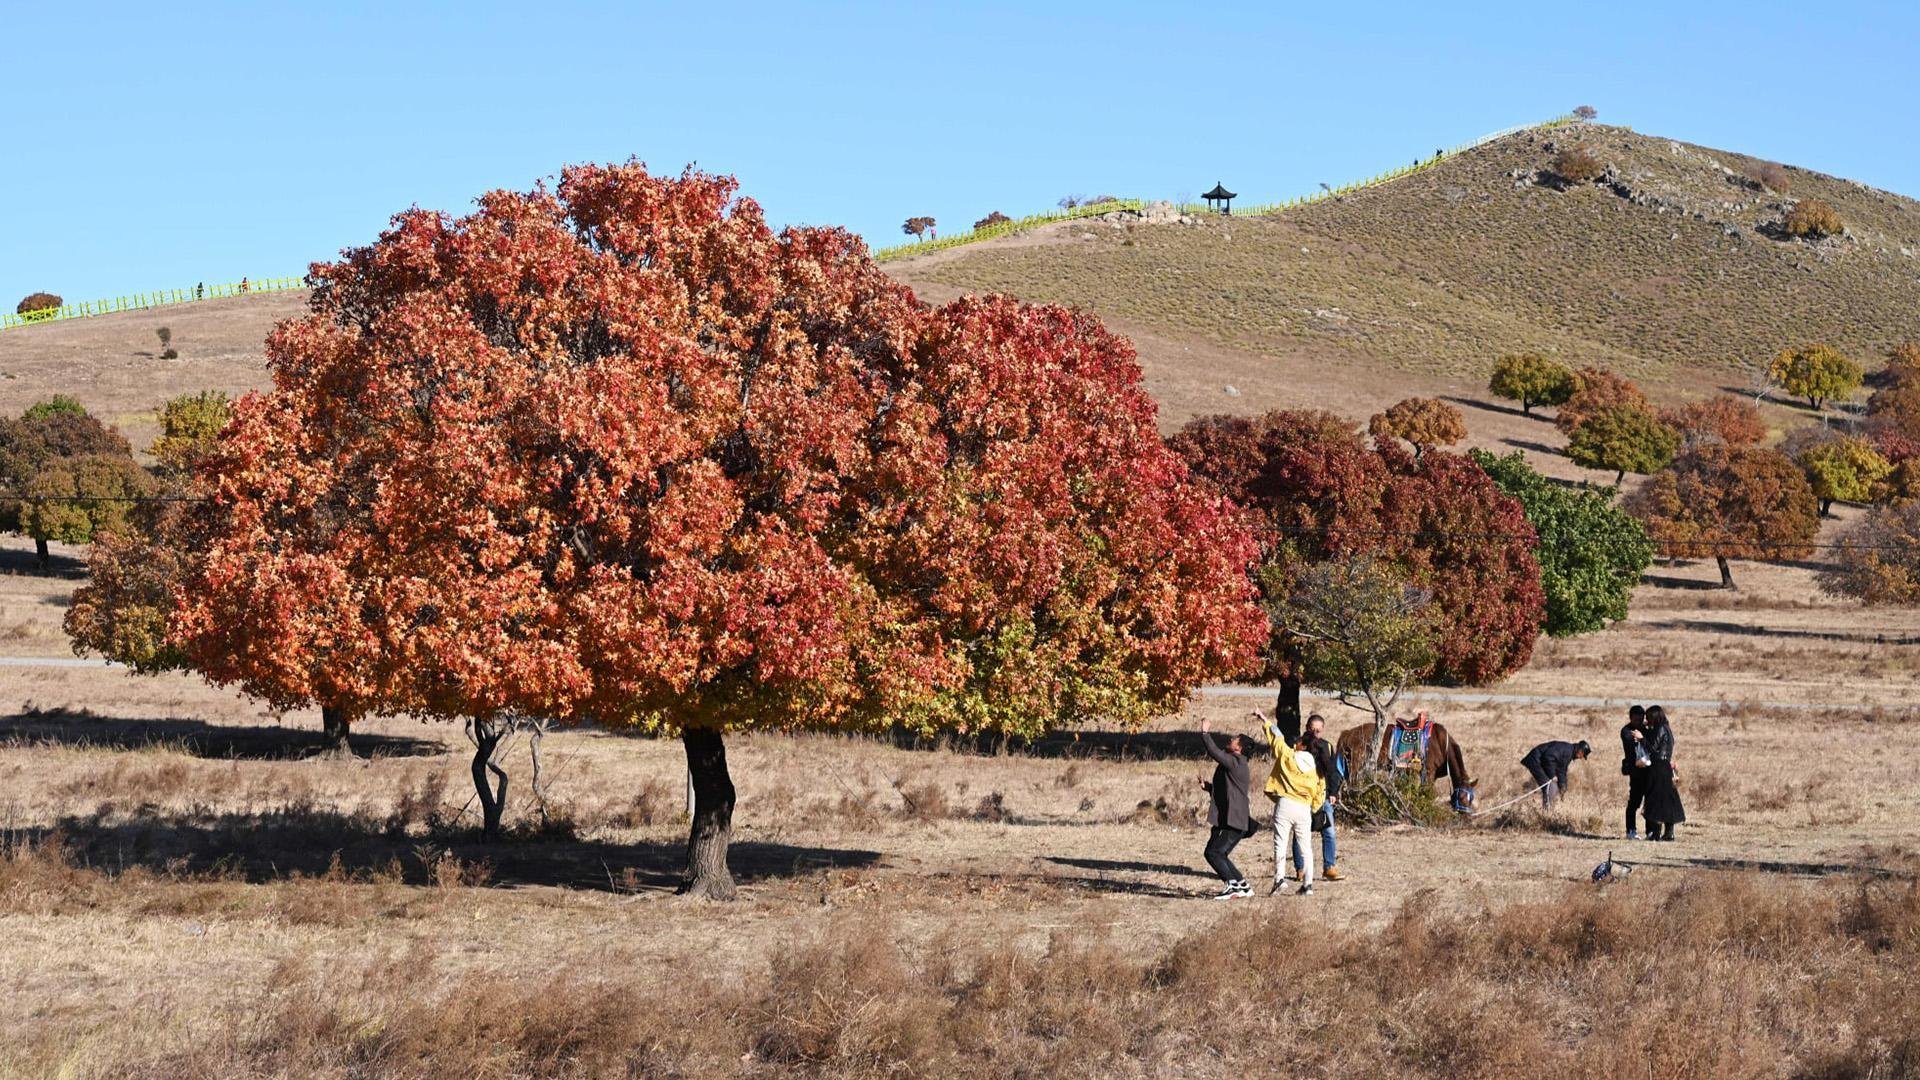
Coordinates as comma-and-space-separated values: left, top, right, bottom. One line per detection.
1197, 710, 1340, 900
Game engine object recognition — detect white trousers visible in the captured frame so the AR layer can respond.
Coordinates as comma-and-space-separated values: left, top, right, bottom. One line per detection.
1273, 797, 1313, 886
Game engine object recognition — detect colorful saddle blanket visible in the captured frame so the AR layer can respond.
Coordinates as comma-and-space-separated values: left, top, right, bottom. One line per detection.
1387, 719, 1433, 770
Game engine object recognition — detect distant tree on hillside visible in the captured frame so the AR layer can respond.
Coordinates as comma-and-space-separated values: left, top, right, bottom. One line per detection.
19, 454, 153, 567
1572, 105, 1599, 121
1472, 449, 1653, 637
15, 292, 61, 316
1750, 161, 1792, 194
902, 216, 936, 241
151, 390, 232, 477
1368, 397, 1467, 459
156, 326, 177, 360
1058, 194, 1083, 210
1626, 445, 1819, 589
1783, 199, 1843, 239
1884, 341, 1920, 386
1555, 367, 1649, 434
1567, 404, 1678, 484
1769, 343, 1862, 410
1820, 502, 1920, 604
973, 211, 1012, 231
1798, 437, 1891, 517
1660, 396, 1766, 449
1488, 353, 1575, 415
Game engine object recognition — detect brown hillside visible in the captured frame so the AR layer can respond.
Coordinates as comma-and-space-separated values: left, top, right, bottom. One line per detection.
893, 123, 1920, 387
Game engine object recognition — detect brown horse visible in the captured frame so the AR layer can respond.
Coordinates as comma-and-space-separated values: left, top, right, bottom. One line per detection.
1335, 720, 1477, 812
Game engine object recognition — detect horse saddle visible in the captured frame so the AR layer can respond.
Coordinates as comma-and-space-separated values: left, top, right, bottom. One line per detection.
1386, 718, 1433, 770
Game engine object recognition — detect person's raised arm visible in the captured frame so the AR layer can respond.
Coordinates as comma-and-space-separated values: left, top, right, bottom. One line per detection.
1251, 709, 1282, 749
1198, 715, 1232, 765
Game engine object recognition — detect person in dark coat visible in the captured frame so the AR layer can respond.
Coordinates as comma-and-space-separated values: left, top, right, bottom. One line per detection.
1641, 706, 1686, 840
1621, 705, 1650, 839
1198, 715, 1253, 899
1520, 739, 1590, 809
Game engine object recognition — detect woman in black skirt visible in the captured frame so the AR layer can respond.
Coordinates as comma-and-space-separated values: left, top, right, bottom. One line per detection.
1642, 705, 1686, 840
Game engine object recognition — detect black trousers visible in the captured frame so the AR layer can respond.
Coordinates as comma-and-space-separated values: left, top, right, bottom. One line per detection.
1625, 770, 1649, 833
1204, 825, 1249, 883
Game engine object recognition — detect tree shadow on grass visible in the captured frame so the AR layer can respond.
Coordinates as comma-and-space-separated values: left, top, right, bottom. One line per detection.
1045, 855, 1212, 879
1640, 573, 1726, 591
29, 809, 882, 895
889, 727, 1276, 763
1642, 618, 1920, 645
1443, 395, 1545, 422
1499, 437, 1567, 458
1664, 854, 1914, 880
0, 706, 446, 760
0, 544, 86, 580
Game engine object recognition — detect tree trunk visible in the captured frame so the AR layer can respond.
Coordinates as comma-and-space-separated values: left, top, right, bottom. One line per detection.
1521, 399, 1533, 416
1615, 468, 1626, 485
34, 536, 49, 568
1717, 555, 1736, 590
320, 704, 351, 754
469, 716, 507, 841
1819, 498, 1834, 518
1273, 672, 1302, 749
681, 727, 737, 900
1361, 697, 1390, 777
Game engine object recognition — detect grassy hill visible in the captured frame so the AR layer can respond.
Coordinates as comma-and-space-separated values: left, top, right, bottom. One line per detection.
890, 123, 1920, 388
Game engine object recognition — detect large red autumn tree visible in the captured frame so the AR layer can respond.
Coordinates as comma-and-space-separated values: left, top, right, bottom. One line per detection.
172, 163, 1265, 897
1170, 410, 1544, 743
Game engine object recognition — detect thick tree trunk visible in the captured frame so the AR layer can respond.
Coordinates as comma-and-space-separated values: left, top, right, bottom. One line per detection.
681, 727, 737, 900
320, 705, 351, 754
1615, 469, 1626, 485
1819, 498, 1834, 518
1273, 672, 1302, 749
470, 717, 507, 841
1717, 555, 1736, 591
35, 537, 49, 568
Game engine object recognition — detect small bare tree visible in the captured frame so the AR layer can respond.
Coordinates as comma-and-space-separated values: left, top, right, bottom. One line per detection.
1275, 555, 1435, 775
1058, 194, 1083, 210
155, 326, 177, 360
464, 710, 553, 840
1573, 104, 1599, 121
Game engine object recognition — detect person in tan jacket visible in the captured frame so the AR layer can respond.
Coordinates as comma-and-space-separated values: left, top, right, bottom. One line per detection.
1262, 714, 1327, 895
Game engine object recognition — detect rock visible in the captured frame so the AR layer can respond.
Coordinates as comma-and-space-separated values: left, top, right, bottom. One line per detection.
1223, 385, 1241, 397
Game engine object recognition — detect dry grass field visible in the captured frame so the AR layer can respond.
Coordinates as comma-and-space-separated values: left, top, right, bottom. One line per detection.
4, 147, 1920, 1073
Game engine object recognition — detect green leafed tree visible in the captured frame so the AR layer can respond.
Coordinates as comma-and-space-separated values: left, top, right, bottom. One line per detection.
19, 455, 154, 566
1275, 554, 1436, 768
1488, 353, 1575, 416
151, 390, 232, 476
1566, 404, 1679, 484
1769, 343, 1862, 410
1471, 449, 1654, 636
1798, 436, 1891, 517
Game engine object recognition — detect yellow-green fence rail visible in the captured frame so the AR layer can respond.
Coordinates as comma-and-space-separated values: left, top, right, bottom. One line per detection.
874, 114, 1579, 262
1, 275, 307, 331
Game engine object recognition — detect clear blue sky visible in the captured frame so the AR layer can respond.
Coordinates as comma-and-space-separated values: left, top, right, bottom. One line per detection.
5, 1, 1916, 306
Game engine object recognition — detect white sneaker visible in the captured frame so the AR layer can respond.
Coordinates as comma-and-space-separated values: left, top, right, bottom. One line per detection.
1298, 884, 1314, 896
1212, 883, 1247, 901
1268, 879, 1287, 896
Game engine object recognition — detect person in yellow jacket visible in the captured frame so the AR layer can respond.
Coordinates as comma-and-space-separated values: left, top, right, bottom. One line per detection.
1259, 711, 1326, 896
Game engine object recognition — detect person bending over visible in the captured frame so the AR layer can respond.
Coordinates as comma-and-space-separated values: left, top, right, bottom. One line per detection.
1520, 738, 1590, 810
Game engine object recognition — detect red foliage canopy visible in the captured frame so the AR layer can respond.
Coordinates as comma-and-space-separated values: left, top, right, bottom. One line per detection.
173, 163, 1264, 738
1171, 410, 1544, 686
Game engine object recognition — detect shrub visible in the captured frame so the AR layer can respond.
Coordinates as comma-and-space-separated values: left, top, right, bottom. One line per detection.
156, 327, 177, 360
1660, 396, 1766, 449
1367, 397, 1467, 458
1058, 194, 1083, 209
1551, 147, 1605, 185
1572, 104, 1598, 121
22, 395, 86, 421
973, 211, 1012, 231
1750, 161, 1792, 193
1769, 343, 1863, 409
15, 292, 61, 315
1783, 198, 1843, 239
1555, 367, 1649, 434
1821, 502, 1920, 604
1487, 353, 1575, 415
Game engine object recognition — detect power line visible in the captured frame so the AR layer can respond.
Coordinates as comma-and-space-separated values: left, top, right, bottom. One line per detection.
1, 491, 1913, 555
